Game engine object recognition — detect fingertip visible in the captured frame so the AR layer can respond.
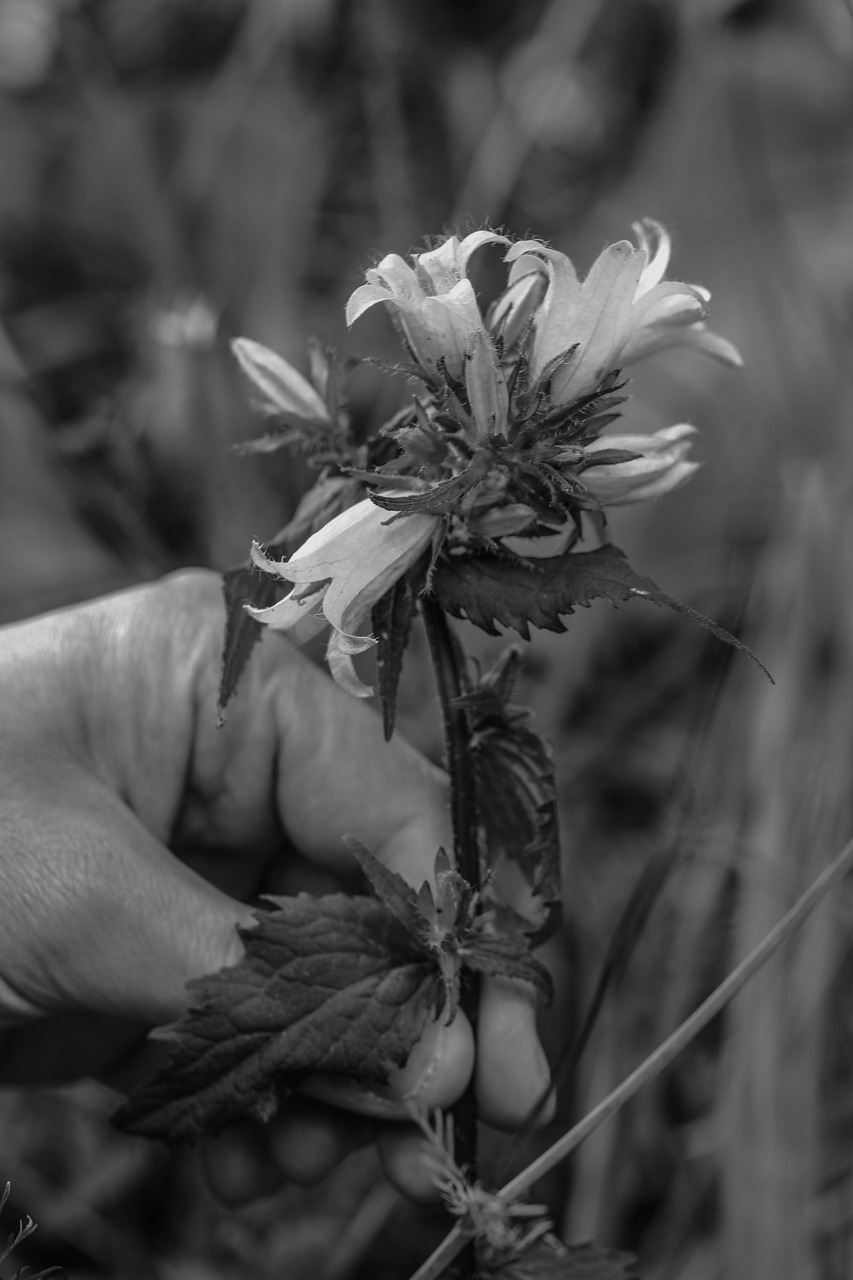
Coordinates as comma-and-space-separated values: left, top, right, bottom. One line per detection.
388, 1010, 475, 1110
377, 1127, 442, 1203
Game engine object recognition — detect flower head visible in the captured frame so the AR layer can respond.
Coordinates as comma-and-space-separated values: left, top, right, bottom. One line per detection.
343, 221, 740, 542
503, 219, 741, 406
247, 498, 437, 697
240, 220, 740, 698
345, 231, 506, 380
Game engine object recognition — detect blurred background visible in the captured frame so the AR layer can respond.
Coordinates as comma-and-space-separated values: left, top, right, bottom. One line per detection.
2, 0, 853, 1276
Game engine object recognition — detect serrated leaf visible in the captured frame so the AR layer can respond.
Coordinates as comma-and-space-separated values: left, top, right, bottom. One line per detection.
462, 934, 553, 1002
371, 552, 430, 740
218, 560, 282, 719
113, 895, 437, 1143
484, 1239, 640, 1279
454, 649, 562, 941
369, 468, 482, 515
432, 543, 772, 680
344, 836, 425, 941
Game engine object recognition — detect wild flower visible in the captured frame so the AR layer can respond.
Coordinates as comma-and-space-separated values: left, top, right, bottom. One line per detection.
345, 230, 506, 380
342, 219, 740, 551
237, 220, 741, 693
248, 497, 437, 697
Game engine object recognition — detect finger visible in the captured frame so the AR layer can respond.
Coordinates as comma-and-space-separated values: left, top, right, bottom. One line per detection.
299, 1009, 475, 1120
0, 774, 251, 1029
201, 1102, 374, 1205
475, 977, 554, 1130
264, 639, 452, 886
378, 1126, 443, 1203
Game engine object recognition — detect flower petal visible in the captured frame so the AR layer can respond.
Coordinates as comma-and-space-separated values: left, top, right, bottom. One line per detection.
232, 338, 328, 419
549, 241, 645, 403
632, 219, 671, 296
246, 585, 329, 645
327, 628, 378, 699
320, 505, 438, 636
504, 241, 581, 377
415, 237, 462, 294
581, 423, 698, 505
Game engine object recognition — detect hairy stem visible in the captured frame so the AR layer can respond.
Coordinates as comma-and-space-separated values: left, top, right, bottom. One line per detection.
422, 596, 480, 1275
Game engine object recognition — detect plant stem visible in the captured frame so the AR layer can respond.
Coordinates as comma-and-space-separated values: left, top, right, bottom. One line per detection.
422, 596, 481, 1276
408, 832, 853, 1280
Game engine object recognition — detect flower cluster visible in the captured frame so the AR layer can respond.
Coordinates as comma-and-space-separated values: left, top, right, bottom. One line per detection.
236, 222, 741, 694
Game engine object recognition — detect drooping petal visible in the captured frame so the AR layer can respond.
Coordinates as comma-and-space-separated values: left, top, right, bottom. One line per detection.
327, 628, 379, 698
249, 499, 438, 696
621, 317, 743, 367
603, 458, 699, 505
584, 422, 697, 457
345, 254, 421, 326
246, 581, 329, 645
232, 338, 328, 419
345, 280, 400, 327
581, 423, 699, 505
682, 324, 744, 367
630, 281, 707, 330
632, 219, 671, 296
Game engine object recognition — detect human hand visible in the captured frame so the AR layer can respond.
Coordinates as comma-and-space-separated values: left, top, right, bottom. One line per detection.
0, 570, 552, 1197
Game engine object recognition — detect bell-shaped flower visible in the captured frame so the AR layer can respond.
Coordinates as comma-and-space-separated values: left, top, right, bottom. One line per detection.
345, 231, 506, 381
503, 220, 741, 407
247, 498, 438, 697
575, 423, 699, 506
231, 337, 328, 420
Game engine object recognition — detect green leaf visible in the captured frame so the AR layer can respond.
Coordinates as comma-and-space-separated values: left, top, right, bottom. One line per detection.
454, 648, 562, 941
344, 836, 426, 941
345, 840, 551, 1012
217, 559, 282, 720
371, 552, 430, 740
113, 895, 437, 1143
369, 468, 482, 516
432, 543, 772, 680
462, 933, 553, 1002
483, 1239, 640, 1279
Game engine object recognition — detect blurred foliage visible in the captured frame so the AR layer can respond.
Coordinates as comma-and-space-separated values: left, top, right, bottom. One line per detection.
2, 0, 853, 1277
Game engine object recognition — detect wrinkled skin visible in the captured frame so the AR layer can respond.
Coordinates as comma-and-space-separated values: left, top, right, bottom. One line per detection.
0, 571, 552, 1200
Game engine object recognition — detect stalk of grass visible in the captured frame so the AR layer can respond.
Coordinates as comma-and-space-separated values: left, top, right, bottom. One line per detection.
409, 831, 853, 1280
715, 471, 853, 1280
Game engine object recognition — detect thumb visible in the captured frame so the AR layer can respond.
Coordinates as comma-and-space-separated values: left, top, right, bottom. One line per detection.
0, 776, 250, 1030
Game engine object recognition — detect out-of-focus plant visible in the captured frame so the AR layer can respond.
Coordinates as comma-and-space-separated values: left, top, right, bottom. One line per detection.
111, 220, 833, 1280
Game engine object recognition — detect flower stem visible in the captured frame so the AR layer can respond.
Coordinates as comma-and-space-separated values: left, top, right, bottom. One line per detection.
421, 596, 480, 1269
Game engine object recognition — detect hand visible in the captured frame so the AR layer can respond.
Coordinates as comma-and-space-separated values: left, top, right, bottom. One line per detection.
0, 570, 552, 1198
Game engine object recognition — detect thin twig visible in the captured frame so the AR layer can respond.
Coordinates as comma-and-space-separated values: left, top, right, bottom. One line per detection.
409, 835, 853, 1280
